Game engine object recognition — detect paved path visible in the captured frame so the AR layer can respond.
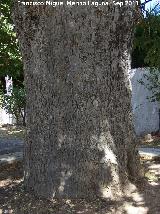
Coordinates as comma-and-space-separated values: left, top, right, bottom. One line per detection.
139, 147, 160, 159
0, 138, 23, 155
0, 138, 23, 166
0, 138, 160, 166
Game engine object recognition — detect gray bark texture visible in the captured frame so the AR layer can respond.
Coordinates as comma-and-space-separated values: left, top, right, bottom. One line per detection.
12, 0, 141, 199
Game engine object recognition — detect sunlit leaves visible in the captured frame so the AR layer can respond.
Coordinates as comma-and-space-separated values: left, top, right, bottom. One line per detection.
0, 0, 23, 79
132, 14, 160, 69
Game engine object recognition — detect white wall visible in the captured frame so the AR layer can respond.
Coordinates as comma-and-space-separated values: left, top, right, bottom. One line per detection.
129, 68, 159, 136
0, 108, 16, 125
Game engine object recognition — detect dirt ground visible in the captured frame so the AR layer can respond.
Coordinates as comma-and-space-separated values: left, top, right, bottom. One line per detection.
0, 125, 25, 140
0, 126, 160, 214
0, 160, 159, 214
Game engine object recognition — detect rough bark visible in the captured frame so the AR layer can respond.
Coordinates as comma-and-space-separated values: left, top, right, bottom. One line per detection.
13, 0, 141, 199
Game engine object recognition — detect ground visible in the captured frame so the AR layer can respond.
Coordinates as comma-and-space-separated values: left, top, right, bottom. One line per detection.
0, 126, 160, 214
0, 125, 24, 140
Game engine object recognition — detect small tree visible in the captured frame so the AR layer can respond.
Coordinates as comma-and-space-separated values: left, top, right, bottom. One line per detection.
138, 68, 160, 103
0, 87, 26, 125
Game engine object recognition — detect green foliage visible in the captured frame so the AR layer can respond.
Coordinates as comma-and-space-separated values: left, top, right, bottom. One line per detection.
146, 69, 160, 102
132, 14, 160, 69
0, 0, 23, 81
133, 13, 160, 103
139, 68, 160, 102
0, 87, 26, 125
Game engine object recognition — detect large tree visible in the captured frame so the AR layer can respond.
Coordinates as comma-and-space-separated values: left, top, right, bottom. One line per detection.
12, 0, 141, 199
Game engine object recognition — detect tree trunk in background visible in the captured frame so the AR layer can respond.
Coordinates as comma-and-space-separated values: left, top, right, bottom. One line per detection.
13, 1, 141, 199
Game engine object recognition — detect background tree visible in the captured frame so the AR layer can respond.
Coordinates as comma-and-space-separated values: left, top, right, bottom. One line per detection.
132, 13, 160, 69
0, 0, 23, 90
13, 1, 141, 199
132, 8, 160, 102
0, 87, 26, 125
0, 0, 26, 125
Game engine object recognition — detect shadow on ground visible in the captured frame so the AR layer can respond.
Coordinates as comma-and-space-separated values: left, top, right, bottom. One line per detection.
0, 161, 160, 214
0, 162, 124, 214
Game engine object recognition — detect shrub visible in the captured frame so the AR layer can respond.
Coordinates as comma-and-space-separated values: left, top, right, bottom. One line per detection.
0, 87, 26, 125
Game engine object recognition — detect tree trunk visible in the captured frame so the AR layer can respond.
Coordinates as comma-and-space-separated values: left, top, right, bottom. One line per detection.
13, 1, 141, 199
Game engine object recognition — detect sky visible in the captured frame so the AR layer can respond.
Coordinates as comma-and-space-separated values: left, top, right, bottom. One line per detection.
141, 0, 160, 11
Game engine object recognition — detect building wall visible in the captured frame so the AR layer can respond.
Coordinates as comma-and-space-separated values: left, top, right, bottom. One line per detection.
0, 108, 16, 125
129, 68, 159, 136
